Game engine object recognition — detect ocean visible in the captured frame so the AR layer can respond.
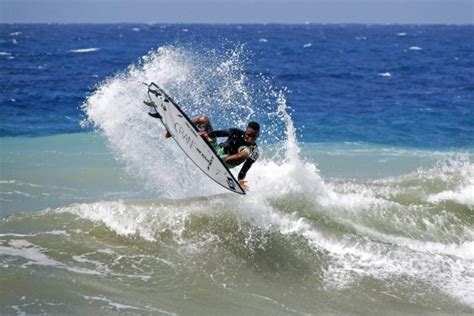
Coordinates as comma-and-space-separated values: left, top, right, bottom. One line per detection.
1, 24, 473, 315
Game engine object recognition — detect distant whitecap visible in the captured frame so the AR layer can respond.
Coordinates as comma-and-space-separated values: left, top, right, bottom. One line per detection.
259, 38, 268, 43
0, 51, 11, 56
182, 29, 189, 32
355, 36, 367, 41
131, 27, 140, 32
10, 32, 21, 36
397, 32, 407, 36
69, 48, 101, 53
378, 72, 392, 77
303, 43, 312, 48
12, 39, 17, 44
409, 46, 422, 50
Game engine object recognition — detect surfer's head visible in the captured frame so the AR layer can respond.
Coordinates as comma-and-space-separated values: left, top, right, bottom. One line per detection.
244, 121, 260, 144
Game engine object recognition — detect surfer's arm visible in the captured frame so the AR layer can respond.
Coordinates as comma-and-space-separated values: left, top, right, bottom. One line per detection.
237, 158, 255, 181
207, 129, 232, 138
225, 151, 248, 165
237, 146, 259, 181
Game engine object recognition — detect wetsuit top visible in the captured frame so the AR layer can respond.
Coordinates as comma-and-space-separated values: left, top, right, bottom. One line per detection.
208, 128, 259, 180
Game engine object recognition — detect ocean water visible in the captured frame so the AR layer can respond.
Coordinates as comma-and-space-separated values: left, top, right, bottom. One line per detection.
1, 24, 473, 315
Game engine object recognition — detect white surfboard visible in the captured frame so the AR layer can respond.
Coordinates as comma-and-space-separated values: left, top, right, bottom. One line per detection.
146, 82, 245, 195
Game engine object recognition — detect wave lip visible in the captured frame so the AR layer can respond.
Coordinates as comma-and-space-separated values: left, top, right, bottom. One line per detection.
427, 183, 474, 207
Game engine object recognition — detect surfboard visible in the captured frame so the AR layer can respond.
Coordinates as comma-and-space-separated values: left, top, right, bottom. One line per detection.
145, 82, 245, 195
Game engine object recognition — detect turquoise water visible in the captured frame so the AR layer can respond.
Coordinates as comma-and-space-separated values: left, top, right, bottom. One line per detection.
0, 134, 144, 215
3, 133, 470, 216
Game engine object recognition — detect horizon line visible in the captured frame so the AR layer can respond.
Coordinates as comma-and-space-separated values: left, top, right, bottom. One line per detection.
1, 22, 473, 26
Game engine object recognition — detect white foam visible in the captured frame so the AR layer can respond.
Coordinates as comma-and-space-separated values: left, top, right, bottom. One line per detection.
0, 51, 11, 56
0, 239, 104, 275
131, 27, 140, 32
0, 190, 35, 198
10, 32, 21, 36
69, 48, 100, 53
378, 72, 392, 77
428, 182, 474, 207
56, 199, 216, 243
397, 32, 407, 36
82, 295, 175, 314
259, 38, 268, 43
303, 43, 312, 48
0, 230, 70, 237
409, 46, 422, 50
232, 191, 474, 306
0, 239, 63, 267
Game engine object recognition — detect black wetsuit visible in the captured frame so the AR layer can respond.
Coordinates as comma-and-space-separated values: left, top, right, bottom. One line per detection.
208, 128, 259, 180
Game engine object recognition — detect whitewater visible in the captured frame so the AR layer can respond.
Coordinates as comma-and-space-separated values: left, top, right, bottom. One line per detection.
1, 43, 473, 315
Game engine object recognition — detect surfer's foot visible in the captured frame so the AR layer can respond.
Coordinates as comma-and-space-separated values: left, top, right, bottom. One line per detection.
143, 100, 155, 107
165, 130, 171, 138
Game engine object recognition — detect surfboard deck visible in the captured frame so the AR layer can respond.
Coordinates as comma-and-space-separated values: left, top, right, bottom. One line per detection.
145, 82, 245, 195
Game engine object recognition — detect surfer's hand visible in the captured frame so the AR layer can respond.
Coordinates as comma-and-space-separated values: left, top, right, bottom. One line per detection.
238, 180, 249, 192
198, 131, 212, 141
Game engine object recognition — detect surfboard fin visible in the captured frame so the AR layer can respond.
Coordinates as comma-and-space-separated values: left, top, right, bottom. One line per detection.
148, 112, 162, 119
148, 88, 162, 97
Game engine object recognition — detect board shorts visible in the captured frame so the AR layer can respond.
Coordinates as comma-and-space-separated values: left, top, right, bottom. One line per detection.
209, 139, 235, 169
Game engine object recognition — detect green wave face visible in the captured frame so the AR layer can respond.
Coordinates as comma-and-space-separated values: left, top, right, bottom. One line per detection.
1, 172, 473, 315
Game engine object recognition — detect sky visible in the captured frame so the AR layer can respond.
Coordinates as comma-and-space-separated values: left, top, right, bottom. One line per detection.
1, 0, 473, 24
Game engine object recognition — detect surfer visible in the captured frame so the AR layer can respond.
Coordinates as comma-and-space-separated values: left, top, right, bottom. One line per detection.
165, 116, 260, 191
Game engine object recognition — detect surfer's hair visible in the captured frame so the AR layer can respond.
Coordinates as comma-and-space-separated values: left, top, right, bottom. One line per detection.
247, 121, 260, 132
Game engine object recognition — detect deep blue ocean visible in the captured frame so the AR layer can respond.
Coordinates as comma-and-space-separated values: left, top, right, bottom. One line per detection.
1, 24, 473, 315
1, 24, 473, 147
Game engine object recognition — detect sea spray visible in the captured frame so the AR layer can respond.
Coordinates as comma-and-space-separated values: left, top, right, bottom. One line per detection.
83, 45, 289, 197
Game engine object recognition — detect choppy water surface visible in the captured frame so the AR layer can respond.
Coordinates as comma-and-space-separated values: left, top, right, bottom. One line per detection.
1, 24, 473, 315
